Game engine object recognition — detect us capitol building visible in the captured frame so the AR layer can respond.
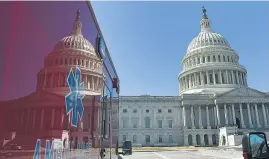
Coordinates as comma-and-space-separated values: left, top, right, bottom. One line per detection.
117, 8, 269, 147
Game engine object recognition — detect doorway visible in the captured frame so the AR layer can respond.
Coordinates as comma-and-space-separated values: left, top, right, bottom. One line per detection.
236, 118, 241, 128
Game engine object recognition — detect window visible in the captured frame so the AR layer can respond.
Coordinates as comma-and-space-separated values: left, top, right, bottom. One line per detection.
222, 73, 225, 84
227, 56, 230, 62
169, 135, 173, 143
133, 109, 137, 113
204, 74, 207, 84
146, 109, 149, 113
123, 135, 127, 141
215, 74, 219, 84
168, 120, 173, 128
223, 55, 226, 62
168, 109, 172, 113
202, 56, 205, 63
145, 117, 150, 128
145, 135, 150, 143
213, 56, 216, 62
123, 120, 128, 128
133, 120, 138, 128
158, 120, 162, 128
123, 109, 127, 113
133, 135, 137, 143
207, 56, 210, 62
197, 57, 200, 64
209, 74, 213, 84
218, 55, 221, 62
158, 109, 162, 113
158, 136, 162, 143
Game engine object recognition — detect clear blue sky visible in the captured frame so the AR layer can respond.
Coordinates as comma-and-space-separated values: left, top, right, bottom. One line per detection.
91, 2, 269, 96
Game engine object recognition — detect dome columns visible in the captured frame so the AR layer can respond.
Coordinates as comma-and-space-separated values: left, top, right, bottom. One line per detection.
179, 69, 248, 92
37, 69, 103, 93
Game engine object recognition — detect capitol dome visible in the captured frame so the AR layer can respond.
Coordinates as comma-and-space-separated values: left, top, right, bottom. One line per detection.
178, 7, 248, 95
36, 9, 104, 96
53, 9, 95, 54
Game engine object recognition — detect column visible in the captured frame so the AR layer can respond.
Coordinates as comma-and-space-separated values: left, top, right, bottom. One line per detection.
206, 71, 210, 85
33, 109, 36, 128
228, 106, 232, 124
247, 103, 254, 128
236, 71, 240, 84
184, 76, 188, 89
200, 72, 204, 86
262, 103, 269, 128
61, 108, 64, 129
213, 70, 216, 84
189, 75, 192, 88
255, 104, 261, 128
191, 106, 195, 129
241, 73, 245, 86
232, 70, 235, 84
26, 108, 30, 132
97, 77, 100, 91
214, 107, 217, 127
194, 73, 197, 87
92, 76, 95, 90
224, 104, 228, 125
51, 108, 55, 128
182, 106, 186, 128
232, 104, 236, 125
85, 75, 88, 89
206, 106, 211, 128
43, 73, 47, 88
57, 72, 61, 87
239, 72, 243, 85
239, 103, 246, 128
199, 106, 203, 129
244, 73, 248, 86
216, 104, 220, 127
219, 70, 223, 84
40, 109, 44, 129
51, 73, 55, 88
139, 109, 142, 128
226, 70, 229, 84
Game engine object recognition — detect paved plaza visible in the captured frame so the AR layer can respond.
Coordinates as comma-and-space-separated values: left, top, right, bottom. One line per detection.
119, 148, 243, 159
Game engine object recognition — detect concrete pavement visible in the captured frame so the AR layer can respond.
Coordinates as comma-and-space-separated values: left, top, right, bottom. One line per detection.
119, 148, 244, 159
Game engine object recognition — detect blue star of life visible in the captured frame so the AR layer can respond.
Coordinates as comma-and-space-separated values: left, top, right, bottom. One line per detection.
65, 66, 85, 127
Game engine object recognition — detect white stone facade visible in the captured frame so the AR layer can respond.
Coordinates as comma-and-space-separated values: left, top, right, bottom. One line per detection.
118, 9, 269, 147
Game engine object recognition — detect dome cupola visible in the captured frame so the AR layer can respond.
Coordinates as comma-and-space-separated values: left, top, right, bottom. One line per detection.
53, 9, 95, 54
187, 7, 231, 54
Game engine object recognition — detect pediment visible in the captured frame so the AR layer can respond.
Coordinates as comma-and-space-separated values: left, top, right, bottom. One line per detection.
217, 87, 267, 98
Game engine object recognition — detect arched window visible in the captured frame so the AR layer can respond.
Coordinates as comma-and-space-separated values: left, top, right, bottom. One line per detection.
212, 134, 217, 145
188, 135, 193, 146
196, 134, 201, 145
204, 134, 209, 145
